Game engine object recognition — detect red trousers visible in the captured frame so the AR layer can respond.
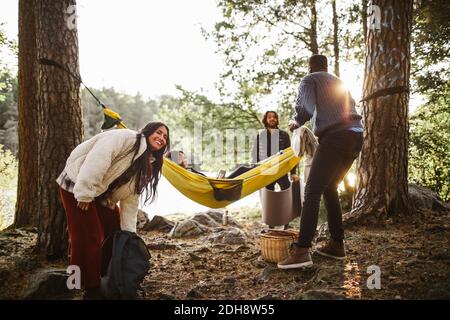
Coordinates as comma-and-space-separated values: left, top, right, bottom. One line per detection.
60, 188, 120, 289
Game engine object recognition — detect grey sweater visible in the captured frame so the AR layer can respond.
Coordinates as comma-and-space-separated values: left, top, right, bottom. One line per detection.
293, 71, 363, 138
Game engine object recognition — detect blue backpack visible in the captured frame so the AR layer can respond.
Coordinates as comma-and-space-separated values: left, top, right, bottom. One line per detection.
100, 230, 151, 299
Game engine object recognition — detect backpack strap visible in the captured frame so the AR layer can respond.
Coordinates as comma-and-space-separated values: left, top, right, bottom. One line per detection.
111, 231, 132, 295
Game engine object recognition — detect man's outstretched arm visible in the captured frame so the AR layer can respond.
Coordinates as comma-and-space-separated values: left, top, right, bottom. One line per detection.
290, 76, 316, 131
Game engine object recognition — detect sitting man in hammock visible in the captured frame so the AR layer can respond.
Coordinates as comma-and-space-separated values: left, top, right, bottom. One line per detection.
166, 150, 206, 177
166, 123, 298, 183
168, 150, 248, 179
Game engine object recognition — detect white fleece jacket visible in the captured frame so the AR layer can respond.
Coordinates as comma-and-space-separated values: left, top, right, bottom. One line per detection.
63, 129, 147, 232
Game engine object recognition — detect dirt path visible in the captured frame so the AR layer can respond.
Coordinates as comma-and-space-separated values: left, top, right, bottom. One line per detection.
140, 208, 449, 300
0, 208, 448, 300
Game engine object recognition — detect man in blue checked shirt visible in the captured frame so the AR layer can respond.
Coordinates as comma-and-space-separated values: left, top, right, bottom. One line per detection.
278, 54, 364, 270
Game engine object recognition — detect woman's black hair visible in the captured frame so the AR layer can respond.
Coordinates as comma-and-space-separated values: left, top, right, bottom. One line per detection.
261, 110, 279, 128
100, 122, 170, 205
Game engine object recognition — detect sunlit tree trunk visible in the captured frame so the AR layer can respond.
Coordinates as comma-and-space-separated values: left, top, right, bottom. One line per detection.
15, 0, 39, 228
35, 0, 83, 259
362, 0, 368, 42
309, 0, 319, 54
331, 0, 340, 76
347, 0, 413, 224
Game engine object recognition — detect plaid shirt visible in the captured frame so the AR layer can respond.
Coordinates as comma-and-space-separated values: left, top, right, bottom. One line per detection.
57, 170, 113, 208
56, 170, 75, 193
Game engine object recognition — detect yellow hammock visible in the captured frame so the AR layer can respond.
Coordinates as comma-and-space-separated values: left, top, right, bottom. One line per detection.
96, 107, 301, 208
162, 147, 301, 208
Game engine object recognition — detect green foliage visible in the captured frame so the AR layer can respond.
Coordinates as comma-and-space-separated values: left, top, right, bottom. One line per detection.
0, 67, 18, 155
0, 23, 19, 156
409, 86, 450, 201
212, 0, 312, 110
409, 0, 449, 201
81, 87, 160, 140
412, 0, 450, 99
195, 0, 368, 171
0, 23, 17, 56
210, 0, 365, 116
340, 2, 366, 63
81, 86, 262, 171
0, 144, 17, 230
159, 86, 261, 171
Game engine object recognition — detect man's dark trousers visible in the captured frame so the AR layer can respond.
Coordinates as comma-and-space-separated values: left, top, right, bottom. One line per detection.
297, 130, 363, 247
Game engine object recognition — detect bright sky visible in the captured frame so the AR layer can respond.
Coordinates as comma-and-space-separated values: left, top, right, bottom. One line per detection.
0, 0, 423, 110
0, 0, 224, 100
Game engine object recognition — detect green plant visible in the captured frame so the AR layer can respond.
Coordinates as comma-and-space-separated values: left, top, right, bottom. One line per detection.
0, 144, 17, 230
409, 90, 450, 202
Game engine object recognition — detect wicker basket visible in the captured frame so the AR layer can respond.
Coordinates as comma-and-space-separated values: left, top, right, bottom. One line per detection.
260, 229, 299, 263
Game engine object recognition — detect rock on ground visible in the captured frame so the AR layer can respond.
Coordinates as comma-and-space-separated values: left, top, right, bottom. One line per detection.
190, 213, 221, 228
206, 227, 248, 245
169, 220, 209, 238
22, 268, 70, 299
408, 184, 450, 211
137, 210, 174, 233
205, 209, 241, 228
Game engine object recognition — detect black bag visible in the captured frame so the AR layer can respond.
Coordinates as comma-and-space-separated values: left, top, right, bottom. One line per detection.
100, 230, 151, 299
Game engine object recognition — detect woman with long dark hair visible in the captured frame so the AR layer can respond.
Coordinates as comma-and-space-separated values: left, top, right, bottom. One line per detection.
56, 122, 170, 298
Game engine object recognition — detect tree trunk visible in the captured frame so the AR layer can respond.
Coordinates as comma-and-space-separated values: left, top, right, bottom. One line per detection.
15, 0, 39, 228
331, 0, 340, 76
309, 0, 319, 54
362, 0, 368, 43
347, 0, 413, 225
35, 0, 83, 259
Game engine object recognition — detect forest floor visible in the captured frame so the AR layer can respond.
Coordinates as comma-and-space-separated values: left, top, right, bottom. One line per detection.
0, 207, 449, 300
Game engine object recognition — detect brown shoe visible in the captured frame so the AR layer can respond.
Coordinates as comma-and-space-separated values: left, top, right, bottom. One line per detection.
316, 240, 346, 260
277, 244, 313, 269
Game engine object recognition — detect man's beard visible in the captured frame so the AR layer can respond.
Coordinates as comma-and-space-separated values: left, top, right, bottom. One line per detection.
267, 122, 278, 129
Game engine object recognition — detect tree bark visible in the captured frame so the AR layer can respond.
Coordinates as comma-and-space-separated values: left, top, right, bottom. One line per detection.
15, 0, 40, 228
35, 0, 83, 259
362, 0, 368, 43
331, 0, 340, 76
347, 0, 413, 225
309, 0, 319, 54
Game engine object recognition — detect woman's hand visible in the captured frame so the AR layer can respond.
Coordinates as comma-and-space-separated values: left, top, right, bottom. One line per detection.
77, 201, 91, 211
291, 174, 300, 182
